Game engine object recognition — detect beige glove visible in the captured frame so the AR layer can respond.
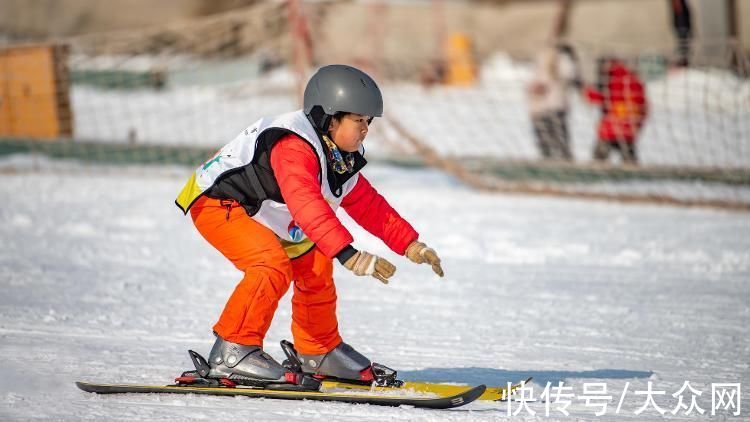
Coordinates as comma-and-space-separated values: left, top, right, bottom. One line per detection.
343, 251, 397, 284
405, 241, 444, 277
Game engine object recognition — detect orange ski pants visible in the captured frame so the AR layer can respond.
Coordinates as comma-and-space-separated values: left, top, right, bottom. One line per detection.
190, 196, 342, 355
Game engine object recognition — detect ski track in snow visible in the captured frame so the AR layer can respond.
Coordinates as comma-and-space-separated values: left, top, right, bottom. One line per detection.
1, 164, 749, 421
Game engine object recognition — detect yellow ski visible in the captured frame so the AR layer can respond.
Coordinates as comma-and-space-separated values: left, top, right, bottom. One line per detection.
76, 381, 486, 409
322, 376, 532, 401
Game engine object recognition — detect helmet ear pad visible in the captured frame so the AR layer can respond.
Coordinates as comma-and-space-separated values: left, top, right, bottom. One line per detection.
308, 105, 333, 133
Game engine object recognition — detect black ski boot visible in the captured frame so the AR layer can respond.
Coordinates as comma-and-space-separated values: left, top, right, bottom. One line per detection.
206, 336, 288, 385
280, 340, 402, 387
177, 335, 321, 391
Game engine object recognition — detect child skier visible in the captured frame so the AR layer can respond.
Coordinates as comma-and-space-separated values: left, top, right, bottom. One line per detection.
175, 65, 444, 386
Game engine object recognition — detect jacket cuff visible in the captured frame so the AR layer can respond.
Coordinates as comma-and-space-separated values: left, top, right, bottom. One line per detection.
394, 232, 419, 255
335, 244, 358, 265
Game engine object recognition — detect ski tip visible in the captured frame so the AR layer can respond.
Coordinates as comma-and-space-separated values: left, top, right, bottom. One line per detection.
429, 384, 487, 409
461, 384, 487, 405
75, 381, 95, 393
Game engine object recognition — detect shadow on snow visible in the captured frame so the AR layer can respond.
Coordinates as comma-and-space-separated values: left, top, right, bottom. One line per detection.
398, 367, 653, 386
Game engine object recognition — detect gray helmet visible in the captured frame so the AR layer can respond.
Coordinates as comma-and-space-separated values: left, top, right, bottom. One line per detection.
304, 65, 383, 131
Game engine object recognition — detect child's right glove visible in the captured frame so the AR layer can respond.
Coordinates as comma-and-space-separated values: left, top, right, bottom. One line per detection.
343, 251, 397, 284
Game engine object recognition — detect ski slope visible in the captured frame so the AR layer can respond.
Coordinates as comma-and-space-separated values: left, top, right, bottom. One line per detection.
1, 161, 748, 420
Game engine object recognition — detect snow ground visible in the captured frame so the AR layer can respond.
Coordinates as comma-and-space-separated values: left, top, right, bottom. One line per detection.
1, 162, 749, 421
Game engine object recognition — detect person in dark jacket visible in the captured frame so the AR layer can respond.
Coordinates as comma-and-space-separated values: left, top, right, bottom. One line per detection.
671, 0, 693, 67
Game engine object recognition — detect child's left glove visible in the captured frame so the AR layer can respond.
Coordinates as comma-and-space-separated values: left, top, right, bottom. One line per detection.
405, 241, 444, 277
343, 250, 397, 284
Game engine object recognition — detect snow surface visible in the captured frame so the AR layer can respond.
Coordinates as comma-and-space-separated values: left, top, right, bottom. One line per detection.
1, 162, 749, 421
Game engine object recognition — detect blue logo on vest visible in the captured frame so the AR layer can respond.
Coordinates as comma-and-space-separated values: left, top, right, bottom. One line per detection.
288, 221, 305, 242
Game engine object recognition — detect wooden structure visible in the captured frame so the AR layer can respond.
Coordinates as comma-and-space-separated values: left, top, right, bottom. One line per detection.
0, 44, 73, 139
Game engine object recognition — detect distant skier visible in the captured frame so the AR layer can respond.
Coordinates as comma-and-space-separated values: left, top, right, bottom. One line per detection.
175, 65, 444, 387
584, 58, 648, 164
526, 43, 582, 161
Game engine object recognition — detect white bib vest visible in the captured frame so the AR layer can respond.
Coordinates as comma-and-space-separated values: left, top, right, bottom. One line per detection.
176, 110, 361, 245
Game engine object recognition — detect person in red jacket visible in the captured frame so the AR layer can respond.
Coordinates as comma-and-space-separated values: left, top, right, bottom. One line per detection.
584, 58, 648, 164
177, 65, 444, 387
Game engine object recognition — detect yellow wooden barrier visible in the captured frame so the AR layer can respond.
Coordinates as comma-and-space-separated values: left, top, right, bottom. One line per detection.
0, 44, 73, 139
